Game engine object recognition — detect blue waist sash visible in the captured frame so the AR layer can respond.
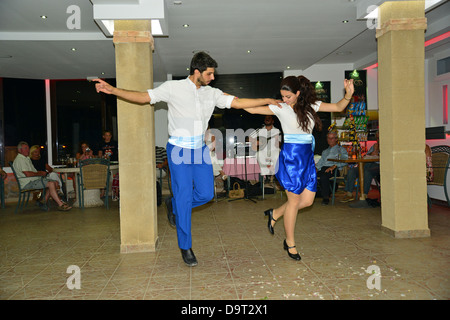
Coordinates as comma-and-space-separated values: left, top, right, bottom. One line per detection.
168, 135, 205, 149
284, 134, 315, 151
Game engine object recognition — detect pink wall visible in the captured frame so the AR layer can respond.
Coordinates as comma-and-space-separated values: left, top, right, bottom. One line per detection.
426, 134, 450, 148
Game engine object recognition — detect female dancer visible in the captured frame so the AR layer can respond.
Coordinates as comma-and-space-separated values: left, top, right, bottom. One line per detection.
245, 76, 354, 260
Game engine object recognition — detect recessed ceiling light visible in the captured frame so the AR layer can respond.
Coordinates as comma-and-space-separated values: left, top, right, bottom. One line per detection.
174, 0, 182, 4
342, 20, 349, 23
247, 50, 251, 53
40, 15, 48, 19
286, 66, 291, 69
183, 24, 189, 28
71, 48, 76, 51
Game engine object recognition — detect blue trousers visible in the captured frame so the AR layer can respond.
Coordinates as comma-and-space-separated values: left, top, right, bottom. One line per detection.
166, 143, 214, 250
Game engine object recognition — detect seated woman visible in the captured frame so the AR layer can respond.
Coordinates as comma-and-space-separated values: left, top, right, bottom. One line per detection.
76, 141, 94, 162
29, 145, 63, 191
73, 141, 95, 197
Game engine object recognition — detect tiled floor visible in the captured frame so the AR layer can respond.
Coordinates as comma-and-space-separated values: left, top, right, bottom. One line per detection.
0, 190, 449, 300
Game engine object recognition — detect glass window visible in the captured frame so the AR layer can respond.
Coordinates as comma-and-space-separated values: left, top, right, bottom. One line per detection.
51, 79, 117, 163
53, 80, 101, 162
0, 77, 117, 166
2, 78, 47, 165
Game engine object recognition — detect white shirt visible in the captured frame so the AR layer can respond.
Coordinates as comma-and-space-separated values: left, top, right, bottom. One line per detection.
250, 126, 281, 155
12, 153, 40, 188
147, 78, 235, 144
268, 101, 321, 134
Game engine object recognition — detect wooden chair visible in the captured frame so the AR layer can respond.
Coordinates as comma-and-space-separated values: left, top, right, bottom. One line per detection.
259, 175, 283, 200
77, 158, 111, 209
9, 161, 46, 213
330, 165, 349, 205
427, 145, 450, 207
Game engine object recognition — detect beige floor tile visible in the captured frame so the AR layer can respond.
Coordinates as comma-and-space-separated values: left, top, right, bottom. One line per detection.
0, 193, 448, 301
147, 273, 191, 290
144, 287, 191, 300
190, 284, 238, 300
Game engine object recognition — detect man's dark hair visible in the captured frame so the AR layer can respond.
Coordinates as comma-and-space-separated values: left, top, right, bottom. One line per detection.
189, 51, 218, 75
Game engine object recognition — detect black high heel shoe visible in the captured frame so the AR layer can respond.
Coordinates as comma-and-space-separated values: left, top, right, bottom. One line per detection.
264, 209, 277, 234
283, 240, 301, 261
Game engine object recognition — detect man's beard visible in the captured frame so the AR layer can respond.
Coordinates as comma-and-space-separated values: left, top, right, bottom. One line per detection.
197, 76, 209, 87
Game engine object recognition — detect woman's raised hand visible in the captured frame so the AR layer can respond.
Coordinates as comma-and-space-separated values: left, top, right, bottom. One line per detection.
344, 78, 354, 97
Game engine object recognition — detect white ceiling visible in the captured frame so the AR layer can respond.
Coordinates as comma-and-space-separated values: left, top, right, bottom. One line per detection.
0, 0, 449, 83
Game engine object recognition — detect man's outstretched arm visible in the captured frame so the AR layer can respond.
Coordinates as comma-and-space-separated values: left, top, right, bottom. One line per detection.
230, 97, 280, 110
93, 79, 151, 105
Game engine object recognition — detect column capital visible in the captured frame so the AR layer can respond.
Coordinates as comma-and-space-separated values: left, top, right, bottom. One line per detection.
376, 17, 427, 38
113, 30, 154, 49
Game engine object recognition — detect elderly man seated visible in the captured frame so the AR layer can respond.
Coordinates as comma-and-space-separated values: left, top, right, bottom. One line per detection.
13, 141, 72, 211
316, 131, 349, 205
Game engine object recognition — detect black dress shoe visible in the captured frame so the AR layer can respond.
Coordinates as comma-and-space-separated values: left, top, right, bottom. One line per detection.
165, 197, 176, 227
180, 248, 198, 267
264, 209, 277, 235
283, 240, 301, 261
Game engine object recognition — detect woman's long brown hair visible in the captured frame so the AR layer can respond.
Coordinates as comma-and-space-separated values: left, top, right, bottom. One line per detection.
280, 76, 322, 132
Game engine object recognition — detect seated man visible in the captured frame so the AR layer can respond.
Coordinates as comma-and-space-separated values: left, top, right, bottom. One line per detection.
13, 141, 71, 211
342, 133, 380, 203
205, 128, 227, 193
97, 130, 118, 161
156, 145, 169, 180
316, 131, 349, 205
156, 146, 169, 205
249, 115, 281, 186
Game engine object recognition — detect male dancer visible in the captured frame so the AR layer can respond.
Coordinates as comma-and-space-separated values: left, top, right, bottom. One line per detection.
94, 52, 279, 266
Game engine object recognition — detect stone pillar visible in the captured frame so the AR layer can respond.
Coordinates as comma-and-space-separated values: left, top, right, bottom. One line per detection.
113, 20, 158, 252
376, 1, 430, 238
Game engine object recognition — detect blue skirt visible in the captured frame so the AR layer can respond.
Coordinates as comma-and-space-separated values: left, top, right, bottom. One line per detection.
275, 143, 317, 194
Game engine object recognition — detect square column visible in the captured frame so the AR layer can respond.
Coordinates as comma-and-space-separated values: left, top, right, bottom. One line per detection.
376, 1, 429, 238
113, 20, 158, 252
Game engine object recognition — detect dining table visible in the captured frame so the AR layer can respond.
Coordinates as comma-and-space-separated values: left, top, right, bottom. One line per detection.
222, 156, 261, 181
328, 157, 379, 207
53, 164, 118, 207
